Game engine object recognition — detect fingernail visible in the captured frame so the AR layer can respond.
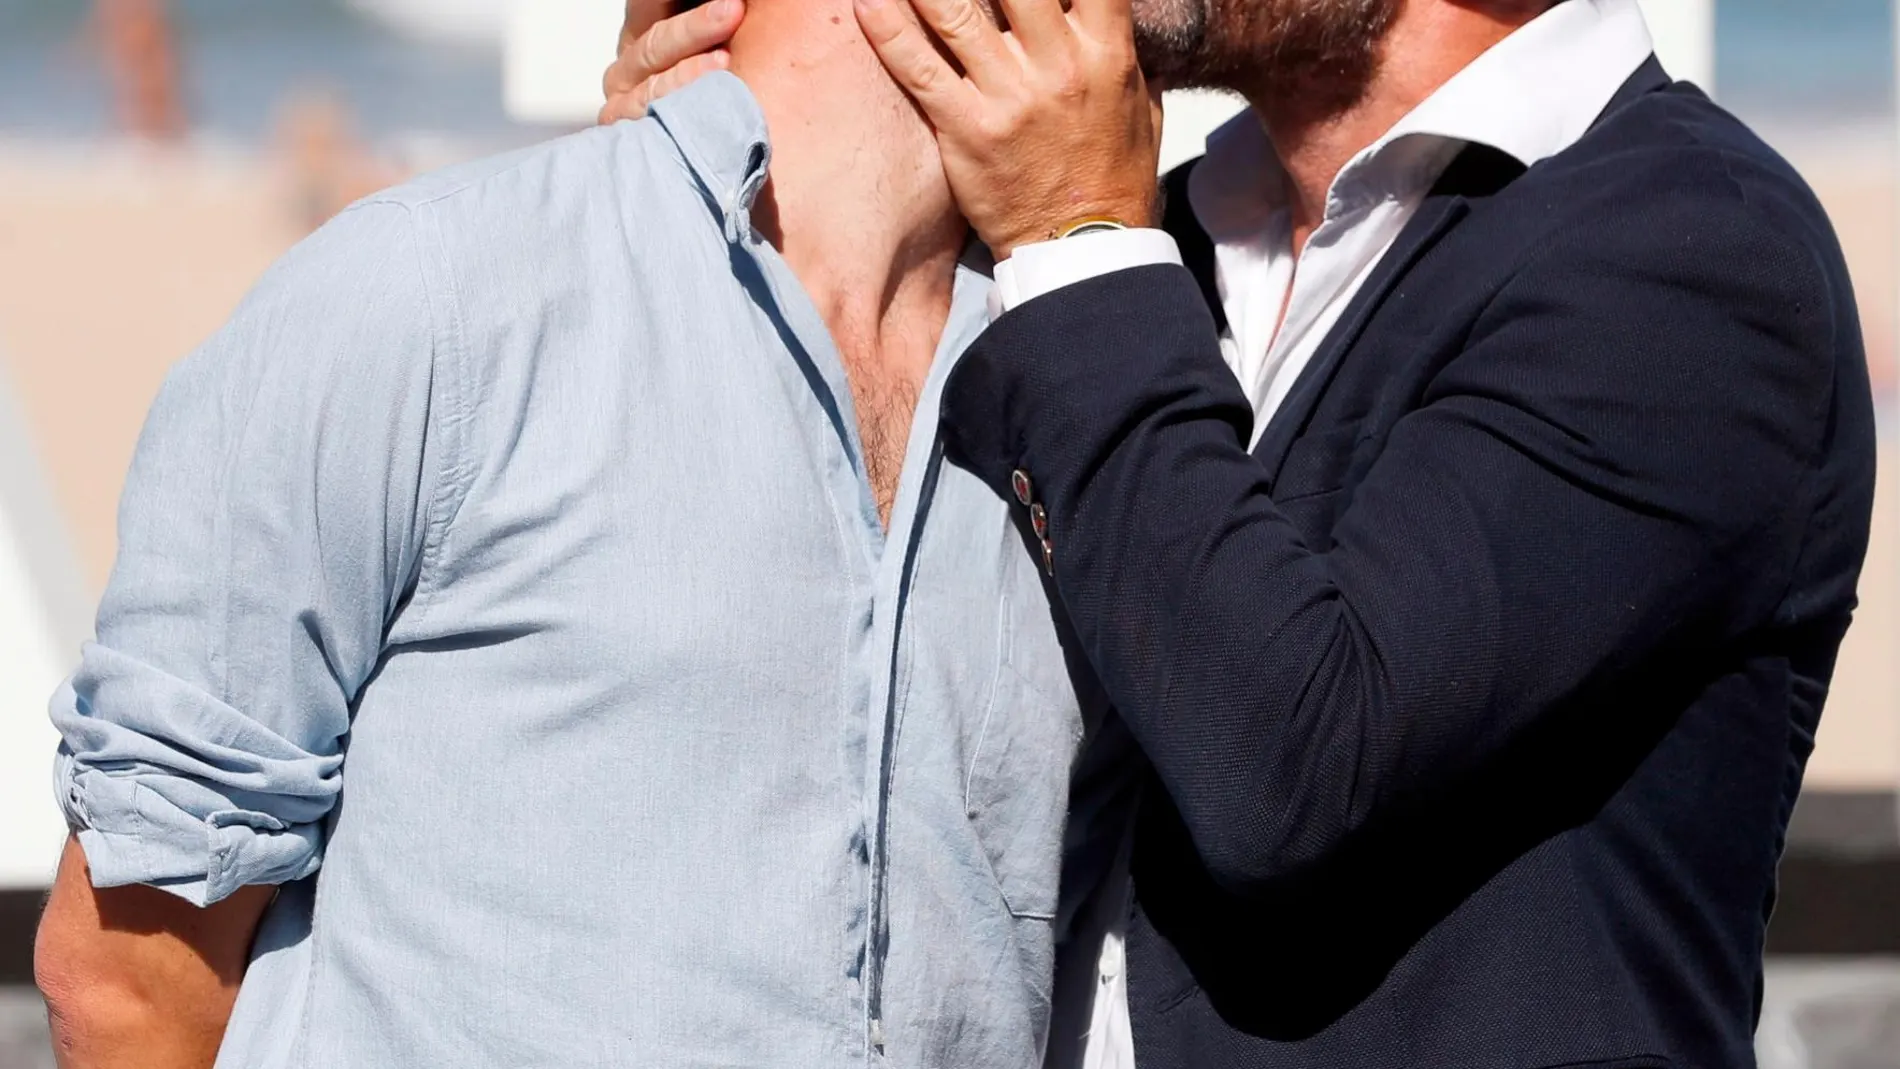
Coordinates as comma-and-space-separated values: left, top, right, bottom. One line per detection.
857, 0, 886, 10
716, 0, 741, 17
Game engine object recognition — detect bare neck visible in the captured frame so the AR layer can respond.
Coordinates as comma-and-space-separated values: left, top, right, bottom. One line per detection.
728, 7, 968, 355
1249, 1, 1545, 252
726, 4, 970, 525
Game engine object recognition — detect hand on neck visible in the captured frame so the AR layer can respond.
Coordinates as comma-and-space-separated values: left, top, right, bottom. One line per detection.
726, 0, 969, 342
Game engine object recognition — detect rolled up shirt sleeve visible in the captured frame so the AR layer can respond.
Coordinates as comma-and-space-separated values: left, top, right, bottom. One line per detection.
51, 198, 451, 907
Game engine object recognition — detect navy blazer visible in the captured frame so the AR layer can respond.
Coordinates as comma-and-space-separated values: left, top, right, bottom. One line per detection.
941, 61, 1876, 1068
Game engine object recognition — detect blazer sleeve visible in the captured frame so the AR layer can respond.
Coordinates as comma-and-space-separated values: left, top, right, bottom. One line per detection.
939, 182, 1851, 894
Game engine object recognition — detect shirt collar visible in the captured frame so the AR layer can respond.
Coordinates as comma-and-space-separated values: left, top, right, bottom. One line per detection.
1190, 0, 1655, 240
649, 71, 773, 245
1384, 0, 1654, 168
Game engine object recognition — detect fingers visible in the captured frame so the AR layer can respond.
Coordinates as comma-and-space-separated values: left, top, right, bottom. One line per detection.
652, 48, 733, 101
599, 49, 732, 125
1068, 0, 1133, 39
996, 0, 1069, 55
903, 0, 1014, 89
603, 0, 745, 101
856, 0, 980, 123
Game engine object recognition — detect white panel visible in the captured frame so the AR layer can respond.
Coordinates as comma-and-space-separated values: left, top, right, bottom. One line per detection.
1637, 0, 1716, 95
349, 0, 510, 46
0, 497, 68, 888
1159, 89, 1247, 175
0, 366, 83, 890
504, 0, 626, 124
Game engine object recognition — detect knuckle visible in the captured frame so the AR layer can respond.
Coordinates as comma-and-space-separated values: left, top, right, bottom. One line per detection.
908, 55, 946, 92
637, 23, 681, 75
935, 0, 983, 39
603, 54, 635, 95
1051, 56, 1081, 91
975, 109, 1015, 142
633, 36, 663, 78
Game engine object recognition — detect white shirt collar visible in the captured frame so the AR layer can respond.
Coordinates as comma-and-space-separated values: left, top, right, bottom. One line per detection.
1189, 0, 1657, 240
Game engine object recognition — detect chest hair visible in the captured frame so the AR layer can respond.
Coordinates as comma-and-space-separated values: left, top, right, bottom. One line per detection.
838, 347, 926, 528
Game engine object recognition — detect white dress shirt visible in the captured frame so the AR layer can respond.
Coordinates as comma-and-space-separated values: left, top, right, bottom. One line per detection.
1004, 2, 1660, 1065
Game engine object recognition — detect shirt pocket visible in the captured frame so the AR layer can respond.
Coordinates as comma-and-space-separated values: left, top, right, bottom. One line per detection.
964, 577, 1084, 923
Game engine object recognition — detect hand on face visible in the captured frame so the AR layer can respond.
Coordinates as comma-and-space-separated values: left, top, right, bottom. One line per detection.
599, 0, 747, 125
854, 0, 1164, 259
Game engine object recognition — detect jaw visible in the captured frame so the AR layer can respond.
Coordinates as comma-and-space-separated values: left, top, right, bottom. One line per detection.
1133, 0, 1397, 110
1132, 0, 1214, 88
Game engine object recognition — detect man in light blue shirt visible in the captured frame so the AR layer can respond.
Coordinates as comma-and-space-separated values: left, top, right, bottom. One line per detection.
32, 3, 1131, 1066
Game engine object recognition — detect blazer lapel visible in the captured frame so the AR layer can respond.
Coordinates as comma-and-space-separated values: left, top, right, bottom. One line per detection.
1604, 56, 1670, 119
1251, 59, 1671, 476
1162, 159, 1225, 335
1166, 57, 1670, 480
1252, 146, 1523, 478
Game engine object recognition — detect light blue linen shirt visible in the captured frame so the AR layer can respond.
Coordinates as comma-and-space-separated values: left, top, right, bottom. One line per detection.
50, 73, 1119, 1069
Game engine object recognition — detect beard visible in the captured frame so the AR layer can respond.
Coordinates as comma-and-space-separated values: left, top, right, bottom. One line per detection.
1133, 0, 1398, 114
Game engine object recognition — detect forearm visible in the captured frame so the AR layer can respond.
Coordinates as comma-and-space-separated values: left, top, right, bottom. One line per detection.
36, 837, 273, 1069
942, 267, 1387, 878
942, 252, 1816, 890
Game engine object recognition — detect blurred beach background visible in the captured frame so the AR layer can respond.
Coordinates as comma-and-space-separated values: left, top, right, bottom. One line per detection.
0, 0, 1897, 1066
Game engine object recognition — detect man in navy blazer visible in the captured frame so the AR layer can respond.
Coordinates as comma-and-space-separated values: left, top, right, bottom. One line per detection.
846, 0, 1879, 1065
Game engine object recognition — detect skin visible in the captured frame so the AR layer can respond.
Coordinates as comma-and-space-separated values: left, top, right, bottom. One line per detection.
728, 0, 974, 521
607, 0, 1555, 255
601, 0, 744, 125
36, 837, 274, 1069
856, 0, 1556, 255
604, 0, 1161, 257
38, 4, 979, 1064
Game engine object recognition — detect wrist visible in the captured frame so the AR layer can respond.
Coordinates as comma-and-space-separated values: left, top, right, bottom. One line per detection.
992, 196, 1158, 261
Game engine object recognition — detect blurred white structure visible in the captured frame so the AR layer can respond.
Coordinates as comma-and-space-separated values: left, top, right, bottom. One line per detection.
1639, 0, 1716, 92
1157, 89, 1244, 175
349, 0, 510, 47
0, 366, 89, 889
506, 0, 626, 124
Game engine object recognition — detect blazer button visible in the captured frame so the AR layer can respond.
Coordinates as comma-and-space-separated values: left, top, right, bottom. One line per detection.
1030, 503, 1049, 540
1012, 469, 1033, 506
1040, 537, 1055, 576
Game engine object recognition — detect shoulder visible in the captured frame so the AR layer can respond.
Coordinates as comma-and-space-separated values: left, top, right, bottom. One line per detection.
1526, 85, 1844, 284
232, 117, 704, 353
344, 120, 708, 313
1447, 86, 1866, 456
360, 120, 696, 231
